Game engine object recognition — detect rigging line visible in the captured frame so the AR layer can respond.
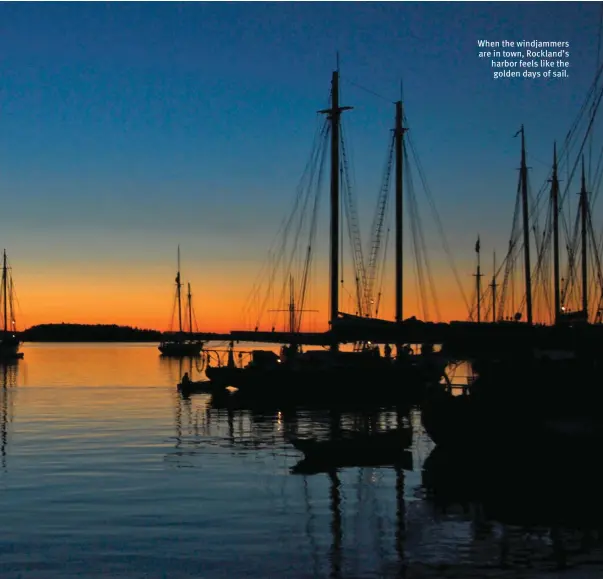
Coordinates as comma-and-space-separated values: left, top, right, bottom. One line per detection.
590, 4, 603, 185
273, 141, 323, 328
373, 172, 394, 317
406, 151, 441, 320
406, 162, 430, 320
255, 122, 330, 328
532, 209, 554, 323
590, 143, 603, 207
405, 132, 471, 315
561, 210, 581, 307
243, 116, 328, 325
340, 76, 394, 104
559, 83, 603, 214
167, 287, 179, 334
375, 225, 392, 317
498, 180, 521, 319
340, 120, 368, 315
366, 133, 395, 317
504, 168, 560, 322
297, 126, 329, 316
297, 138, 328, 331
586, 205, 603, 309
529, 62, 603, 230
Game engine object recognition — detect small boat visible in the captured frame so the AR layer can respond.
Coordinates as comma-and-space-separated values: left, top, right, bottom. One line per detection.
159, 247, 203, 357
177, 372, 221, 395
0, 250, 23, 360
288, 427, 412, 467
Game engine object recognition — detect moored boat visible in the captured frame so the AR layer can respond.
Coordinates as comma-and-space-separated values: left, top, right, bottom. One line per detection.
0, 250, 23, 360
205, 342, 446, 404
159, 248, 203, 357
205, 70, 447, 403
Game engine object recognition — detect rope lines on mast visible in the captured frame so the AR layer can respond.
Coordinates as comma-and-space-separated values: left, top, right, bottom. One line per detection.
340, 118, 368, 316
239, 113, 330, 332
365, 133, 395, 319
494, 59, 603, 323
404, 131, 469, 319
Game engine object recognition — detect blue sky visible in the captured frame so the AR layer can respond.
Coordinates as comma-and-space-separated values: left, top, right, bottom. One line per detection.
0, 2, 598, 326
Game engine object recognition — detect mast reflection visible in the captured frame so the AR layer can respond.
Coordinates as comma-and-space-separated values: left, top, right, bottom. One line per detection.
0, 360, 19, 471
328, 469, 342, 579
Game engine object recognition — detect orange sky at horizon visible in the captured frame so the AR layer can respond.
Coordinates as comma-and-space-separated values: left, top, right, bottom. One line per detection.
12, 256, 475, 332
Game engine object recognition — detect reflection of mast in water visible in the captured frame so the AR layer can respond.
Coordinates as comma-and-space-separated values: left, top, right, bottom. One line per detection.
174, 356, 188, 447
326, 407, 343, 578
174, 391, 183, 450
302, 476, 321, 577
394, 465, 406, 576
0, 361, 19, 471
160, 354, 196, 385
395, 406, 406, 575
328, 469, 342, 579
173, 388, 194, 451
227, 407, 235, 446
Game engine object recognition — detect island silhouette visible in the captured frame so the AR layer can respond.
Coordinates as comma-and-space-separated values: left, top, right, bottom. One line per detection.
20, 323, 164, 342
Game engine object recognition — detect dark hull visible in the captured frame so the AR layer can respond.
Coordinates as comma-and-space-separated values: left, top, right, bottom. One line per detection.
177, 379, 221, 396
206, 356, 446, 405
0, 336, 23, 360
289, 428, 413, 472
158, 341, 203, 357
421, 384, 603, 451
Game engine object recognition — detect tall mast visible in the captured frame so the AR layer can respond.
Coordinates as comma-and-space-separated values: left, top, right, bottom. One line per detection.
474, 237, 482, 322
551, 142, 561, 324
580, 156, 588, 318
187, 282, 193, 336
319, 68, 352, 337
176, 246, 182, 334
519, 125, 533, 325
491, 251, 497, 322
394, 100, 405, 323
2, 250, 7, 334
9, 276, 14, 333
289, 275, 295, 334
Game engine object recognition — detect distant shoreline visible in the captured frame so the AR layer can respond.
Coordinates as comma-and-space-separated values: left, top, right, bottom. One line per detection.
18, 323, 167, 343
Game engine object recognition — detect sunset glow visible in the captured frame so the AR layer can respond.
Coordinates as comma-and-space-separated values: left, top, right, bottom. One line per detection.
0, 3, 597, 332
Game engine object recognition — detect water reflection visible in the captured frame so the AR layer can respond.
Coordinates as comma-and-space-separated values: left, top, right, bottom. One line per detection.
0, 360, 18, 470
329, 469, 342, 579
172, 385, 603, 577
2, 344, 603, 578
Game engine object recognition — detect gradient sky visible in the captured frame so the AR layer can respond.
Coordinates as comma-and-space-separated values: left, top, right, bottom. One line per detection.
0, 2, 599, 331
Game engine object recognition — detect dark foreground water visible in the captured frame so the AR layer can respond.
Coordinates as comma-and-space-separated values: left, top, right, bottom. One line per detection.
0, 343, 602, 578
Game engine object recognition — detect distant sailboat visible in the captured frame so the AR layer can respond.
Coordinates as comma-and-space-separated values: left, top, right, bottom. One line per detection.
158, 248, 203, 357
0, 250, 23, 360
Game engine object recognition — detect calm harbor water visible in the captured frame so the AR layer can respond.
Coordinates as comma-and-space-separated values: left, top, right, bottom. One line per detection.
0, 342, 601, 578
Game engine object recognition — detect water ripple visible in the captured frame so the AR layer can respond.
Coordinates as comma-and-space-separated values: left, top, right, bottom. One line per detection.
0, 344, 600, 578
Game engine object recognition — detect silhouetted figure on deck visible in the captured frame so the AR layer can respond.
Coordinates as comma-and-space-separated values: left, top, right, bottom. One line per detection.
227, 342, 235, 368
395, 344, 412, 361
280, 343, 299, 361
384, 343, 392, 359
